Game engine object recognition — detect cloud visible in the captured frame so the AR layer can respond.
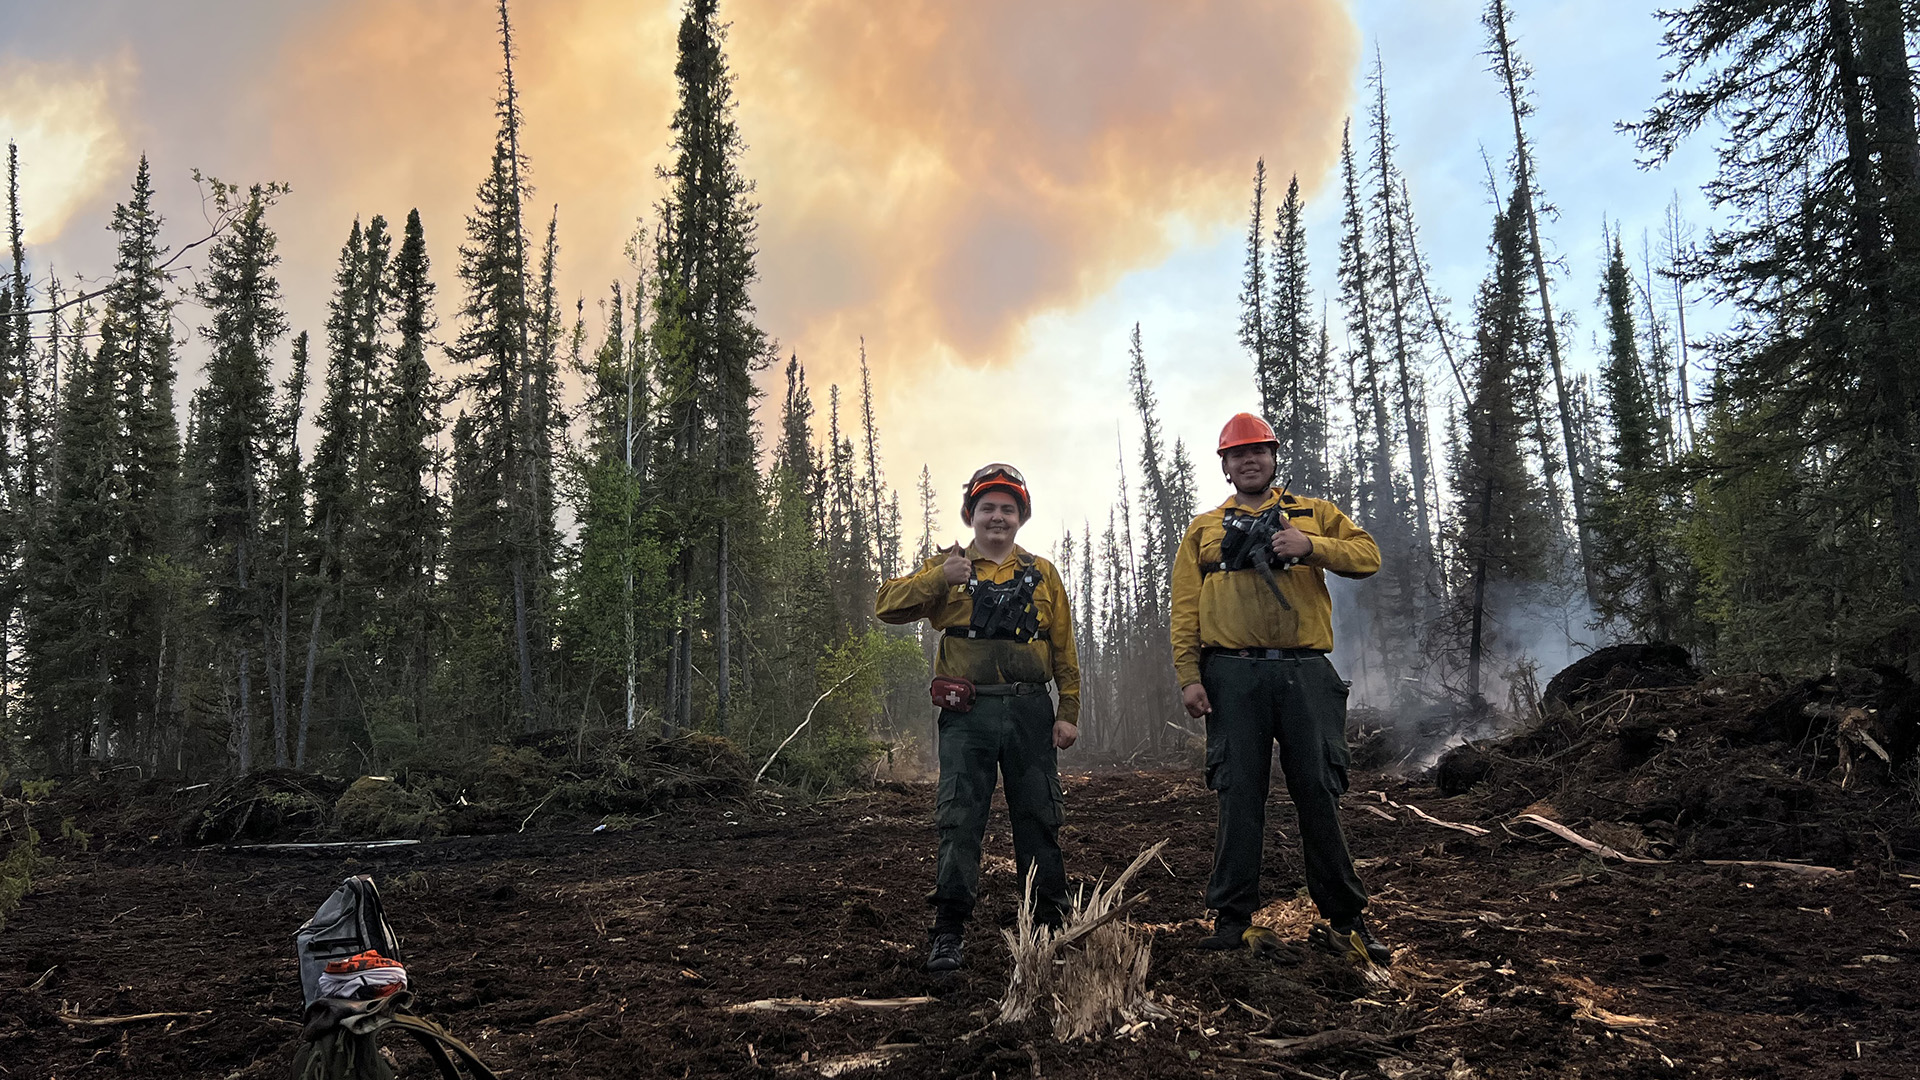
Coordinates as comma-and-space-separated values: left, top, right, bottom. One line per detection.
0, 56, 134, 244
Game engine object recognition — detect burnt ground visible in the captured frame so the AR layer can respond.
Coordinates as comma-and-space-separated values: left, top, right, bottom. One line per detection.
3, 753, 1918, 1079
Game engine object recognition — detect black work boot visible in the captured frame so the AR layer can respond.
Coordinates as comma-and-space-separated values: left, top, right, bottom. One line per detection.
926, 931, 964, 973
1311, 916, 1392, 966
1198, 919, 1251, 951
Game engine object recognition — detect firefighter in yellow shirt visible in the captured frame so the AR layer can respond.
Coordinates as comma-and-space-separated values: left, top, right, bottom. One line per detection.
876, 463, 1080, 974
1169, 413, 1392, 965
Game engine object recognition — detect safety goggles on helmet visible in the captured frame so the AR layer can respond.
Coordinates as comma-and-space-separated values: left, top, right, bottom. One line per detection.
963, 463, 1031, 523
967, 463, 1026, 490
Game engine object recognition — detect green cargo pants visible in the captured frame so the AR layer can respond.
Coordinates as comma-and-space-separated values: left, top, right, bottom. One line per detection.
930, 690, 1068, 933
1202, 651, 1367, 926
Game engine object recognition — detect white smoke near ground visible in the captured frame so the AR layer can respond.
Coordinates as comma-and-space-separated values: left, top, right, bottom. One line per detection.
1334, 570, 1602, 775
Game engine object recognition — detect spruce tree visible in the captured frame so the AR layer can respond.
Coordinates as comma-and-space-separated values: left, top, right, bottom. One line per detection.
22, 297, 116, 766
447, 0, 553, 731
1368, 56, 1438, 582
1451, 189, 1552, 702
1127, 324, 1174, 623
265, 332, 309, 766
365, 209, 442, 745
651, 0, 769, 735
1635, 0, 1920, 662
1, 143, 30, 751
1338, 121, 1417, 682
191, 182, 289, 773
301, 217, 389, 765
1238, 159, 1273, 418
103, 157, 185, 761
857, 342, 897, 580
1269, 175, 1329, 496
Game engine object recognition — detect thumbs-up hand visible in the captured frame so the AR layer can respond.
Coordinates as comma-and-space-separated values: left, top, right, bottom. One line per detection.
940, 541, 972, 585
1269, 516, 1313, 562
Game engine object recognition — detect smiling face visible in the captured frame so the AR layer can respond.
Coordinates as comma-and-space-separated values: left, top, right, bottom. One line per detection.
1222, 443, 1277, 495
970, 492, 1024, 547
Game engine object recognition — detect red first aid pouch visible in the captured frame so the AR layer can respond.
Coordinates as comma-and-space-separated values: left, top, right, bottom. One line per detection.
930, 676, 976, 713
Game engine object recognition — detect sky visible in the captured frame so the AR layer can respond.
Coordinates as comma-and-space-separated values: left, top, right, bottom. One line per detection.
0, 0, 1725, 557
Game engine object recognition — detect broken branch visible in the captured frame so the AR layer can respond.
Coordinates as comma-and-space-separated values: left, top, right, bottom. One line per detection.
1572, 997, 1658, 1029
56, 1009, 211, 1027
756, 662, 874, 784
534, 999, 620, 1026
1512, 813, 1849, 878
1512, 814, 1664, 864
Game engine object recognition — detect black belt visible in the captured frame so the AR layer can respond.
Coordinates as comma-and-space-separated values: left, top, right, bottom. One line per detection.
1203, 647, 1324, 661
944, 628, 1049, 641
973, 682, 1049, 696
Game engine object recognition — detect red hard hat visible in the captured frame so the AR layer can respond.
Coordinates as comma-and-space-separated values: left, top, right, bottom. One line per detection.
1217, 412, 1278, 454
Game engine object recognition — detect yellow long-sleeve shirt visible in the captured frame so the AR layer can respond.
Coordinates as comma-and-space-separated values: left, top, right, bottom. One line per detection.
1170, 489, 1380, 688
875, 543, 1081, 727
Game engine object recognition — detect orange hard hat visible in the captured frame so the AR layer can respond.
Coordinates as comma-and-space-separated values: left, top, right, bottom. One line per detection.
1217, 412, 1279, 454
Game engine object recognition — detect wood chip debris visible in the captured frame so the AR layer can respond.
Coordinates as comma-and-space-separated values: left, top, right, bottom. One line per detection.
1250, 1023, 1437, 1059
725, 996, 934, 1016
773, 1049, 900, 1076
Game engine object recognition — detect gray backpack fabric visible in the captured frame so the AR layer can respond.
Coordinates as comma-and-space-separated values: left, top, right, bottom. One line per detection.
295, 875, 403, 1009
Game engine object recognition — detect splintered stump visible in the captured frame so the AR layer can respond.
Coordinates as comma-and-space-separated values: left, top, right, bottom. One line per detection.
998, 839, 1172, 1041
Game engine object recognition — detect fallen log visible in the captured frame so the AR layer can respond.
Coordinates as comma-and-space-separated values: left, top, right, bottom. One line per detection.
223, 839, 422, 852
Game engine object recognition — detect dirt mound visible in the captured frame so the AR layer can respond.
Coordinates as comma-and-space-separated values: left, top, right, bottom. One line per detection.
1444, 651, 1920, 868
110, 733, 758, 848
1540, 642, 1699, 711
180, 770, 348, 845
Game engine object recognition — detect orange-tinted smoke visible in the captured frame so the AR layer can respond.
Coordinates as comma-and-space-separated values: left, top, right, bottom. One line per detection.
257, 0, 1354, 393
730, 0, 1356, 381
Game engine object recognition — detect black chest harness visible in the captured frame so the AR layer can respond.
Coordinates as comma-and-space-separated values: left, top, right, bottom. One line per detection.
1202, 498, 1312, 577
1200, 498, 1312, 610
946, 554, 1046, 643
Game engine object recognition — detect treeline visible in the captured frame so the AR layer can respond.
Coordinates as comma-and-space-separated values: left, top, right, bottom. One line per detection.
1057, 0, 1919, 754
0, 0, 925, 782
3, 0, 1916, 779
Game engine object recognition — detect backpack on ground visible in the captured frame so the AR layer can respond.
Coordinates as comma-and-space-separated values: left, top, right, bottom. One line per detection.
292, 875, 498, 1080
296, 875, 403, 1009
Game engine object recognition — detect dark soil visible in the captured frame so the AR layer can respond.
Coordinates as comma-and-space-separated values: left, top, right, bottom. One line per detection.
3, 666, 1918, 1078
